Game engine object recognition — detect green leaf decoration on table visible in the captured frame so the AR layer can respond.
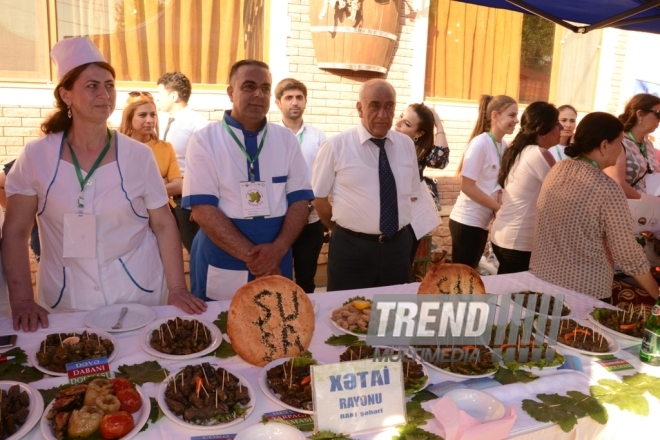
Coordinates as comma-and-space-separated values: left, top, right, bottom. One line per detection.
406, 401, 434, 426
411, 389, 438, 403
212, 339, 237, 359
140, 397, 164, 432
291, 356, 317, 368
590, 372, 660, 416
39, 383, 74, 405
0, 347, 44, 383
308, 430, 355, 439
325, 335, 366, 347
114, 361, 169, 386
214, 311, 228, 333
393, 423, 444, 440
566, 391, 608, 425
342, 295, 369, 306
493, 366, 539, 385
522, 391, 609, 433
522, 396, 579, 433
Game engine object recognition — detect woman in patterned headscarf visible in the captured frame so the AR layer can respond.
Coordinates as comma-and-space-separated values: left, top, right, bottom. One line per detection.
529, 112, 658, 302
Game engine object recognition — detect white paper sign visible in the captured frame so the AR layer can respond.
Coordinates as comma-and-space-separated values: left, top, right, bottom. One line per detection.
239, 181, 271, 218
311, 359, 406, 434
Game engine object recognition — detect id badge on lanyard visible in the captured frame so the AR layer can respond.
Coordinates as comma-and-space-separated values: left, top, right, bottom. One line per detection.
240, 181, 271, 218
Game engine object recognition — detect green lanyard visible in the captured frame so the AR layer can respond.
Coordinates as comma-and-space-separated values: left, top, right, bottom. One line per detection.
628, 131, 653, 172
297, 130, 304, 145
66, 129, 112, 210
487, 132, 502, 165
223, 119, 268, 181
555, 145, 563, 161
577, 155, 599, 169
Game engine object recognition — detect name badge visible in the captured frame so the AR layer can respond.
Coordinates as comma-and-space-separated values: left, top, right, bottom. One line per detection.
63, 213, 97, 259
240, 181, 271, 218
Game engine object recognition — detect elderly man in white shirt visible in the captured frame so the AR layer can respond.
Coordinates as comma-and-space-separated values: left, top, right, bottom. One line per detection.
312, 79, 420, 291
276, 78, 327, 293
157, 72, 209, 252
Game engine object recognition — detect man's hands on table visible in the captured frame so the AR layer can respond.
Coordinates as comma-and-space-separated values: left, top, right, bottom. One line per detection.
12, 299, 49, 332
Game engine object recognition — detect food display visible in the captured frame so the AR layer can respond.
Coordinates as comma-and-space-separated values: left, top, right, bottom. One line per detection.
487, 327, 564, 371
417, 263, 486, 294
339, 346, 428, 396
541, 319, 612, 353
227, 276, 315, 367
43, 378, 144, 439
330, 296, 372, 335
35, 331, 115, 374
263, 357, 317, 413
149, 318, 212, 355
0, 384, 30, 439
414, 345, 498, 377
589, 306, 649, 340
160, 363, 252, 428
511, 291, 571, 316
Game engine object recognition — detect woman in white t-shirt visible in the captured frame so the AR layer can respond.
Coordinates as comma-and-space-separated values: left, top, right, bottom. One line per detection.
449, 95, 518, 268
550, 105, 577, 163
490, 102, 561, 274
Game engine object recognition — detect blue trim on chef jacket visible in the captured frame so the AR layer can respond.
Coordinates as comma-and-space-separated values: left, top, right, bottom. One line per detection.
272, 175, 287, 183
224, 111, 267, 182
115, 134, 148, 219
118, 258, 155, 292
181, 194, 220, 210
39, 133, 66, 216
287, 189, 314, 206
189, 215, 292, 301
50, 267, 66, 309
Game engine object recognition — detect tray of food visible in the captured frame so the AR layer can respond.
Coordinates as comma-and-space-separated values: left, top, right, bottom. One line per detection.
587, 305, 649, 342
29, 329, 117, 376
0, 381, 44, 440
329, 296, 372, 338
259, 356, 319, 414
40, 378, 148, 440
139, 317, 222, 360
536, 318, 620, 355
414, 345, 499, 378
511, 291, 572, 317
486, 324, 565, 371
157, 362, 253, 430
339, 345, 429, 396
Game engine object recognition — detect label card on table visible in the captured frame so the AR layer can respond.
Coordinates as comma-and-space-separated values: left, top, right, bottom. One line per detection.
191, 435, 235, 440
262, 409, 314, 431
596, 357, 635, 372
311, 359, 406, 434
66, 356, 110, 384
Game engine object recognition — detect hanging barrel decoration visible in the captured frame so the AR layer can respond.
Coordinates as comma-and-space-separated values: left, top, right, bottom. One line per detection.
309, 0, 401, 74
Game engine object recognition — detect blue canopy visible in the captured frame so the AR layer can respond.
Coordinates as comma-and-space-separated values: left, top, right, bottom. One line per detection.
455, 0, 660, 34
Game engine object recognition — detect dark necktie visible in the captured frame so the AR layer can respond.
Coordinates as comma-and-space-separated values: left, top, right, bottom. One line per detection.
163, 117, 175, 140
371, 137, 399, 238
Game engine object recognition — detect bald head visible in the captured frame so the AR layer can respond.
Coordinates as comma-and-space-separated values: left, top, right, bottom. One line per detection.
357, 79, 396, 138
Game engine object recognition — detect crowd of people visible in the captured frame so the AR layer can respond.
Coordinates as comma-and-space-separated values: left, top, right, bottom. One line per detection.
1, 36, 658, 332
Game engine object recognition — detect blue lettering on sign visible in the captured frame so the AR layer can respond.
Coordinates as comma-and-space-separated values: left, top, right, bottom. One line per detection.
343, 373, 356, 390
338, 393, 383, 409
66, 356, 108, 372
329, 368, 391, 392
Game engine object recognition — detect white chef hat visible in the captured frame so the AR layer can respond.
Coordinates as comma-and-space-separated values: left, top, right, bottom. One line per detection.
50, 37, 107, 83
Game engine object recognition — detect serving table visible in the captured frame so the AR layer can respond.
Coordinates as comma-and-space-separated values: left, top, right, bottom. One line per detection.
3, 271, 660, 439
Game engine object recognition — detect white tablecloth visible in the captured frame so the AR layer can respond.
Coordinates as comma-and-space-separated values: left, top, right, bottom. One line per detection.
3, 272, 660, 439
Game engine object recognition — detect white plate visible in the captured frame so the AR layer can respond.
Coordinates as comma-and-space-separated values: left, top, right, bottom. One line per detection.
328, 311, 369, 339
0, 381, 44, 440
445, 389, 506, 422
84, 303, 157, 333
511, 294, 573, 319
157, 364, 254, 430
501, 347, 565, 371
235, 422, 307, 440
259, 357, 318, 415
138, 317, 222, 360
30, 328, 118, 377
534, 319, 621, 356
586, 312, 642, 342
40, 383, 149, 440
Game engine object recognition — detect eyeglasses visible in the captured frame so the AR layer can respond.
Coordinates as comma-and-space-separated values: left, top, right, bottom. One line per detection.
128, 91, 152, 98
646, 109, 660, 119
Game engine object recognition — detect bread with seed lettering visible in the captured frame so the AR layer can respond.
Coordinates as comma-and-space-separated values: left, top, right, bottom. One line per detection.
417, 263, 486, 294
227, 275, 315, 366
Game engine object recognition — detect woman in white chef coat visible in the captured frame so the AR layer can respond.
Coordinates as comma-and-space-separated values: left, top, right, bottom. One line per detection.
1, 37, 206, 332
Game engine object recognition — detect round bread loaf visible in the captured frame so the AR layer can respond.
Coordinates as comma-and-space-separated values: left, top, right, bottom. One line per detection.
417, 263, 486, 294
227, 275, 315, 366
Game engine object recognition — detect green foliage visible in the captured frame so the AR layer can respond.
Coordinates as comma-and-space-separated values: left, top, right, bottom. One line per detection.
291, 356, 317, 368
406, 401, 434, 426
325, 335, 366, 347
212, 339, 237, 359
393, 424, 444, 440
342, 296, 369, 306
214, 311, 228, 333
139, 397, 164, 432
114, 361, 169, 386
308, 431, 355, 439
522, 391, 608, 433
0, 347, 44, 383
411, 389, 438, 403
591, 373, 660, 416
493, 366, 539, 385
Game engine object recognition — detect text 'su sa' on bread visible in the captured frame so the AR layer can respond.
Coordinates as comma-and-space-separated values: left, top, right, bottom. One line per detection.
227, 275, 315, 366
417, 263, 486, 294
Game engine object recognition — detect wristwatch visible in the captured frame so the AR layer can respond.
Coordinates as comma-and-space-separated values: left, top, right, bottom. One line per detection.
308, 202, 315, 212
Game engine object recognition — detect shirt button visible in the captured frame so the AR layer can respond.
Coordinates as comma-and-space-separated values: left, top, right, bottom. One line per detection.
94, 286, 100, 291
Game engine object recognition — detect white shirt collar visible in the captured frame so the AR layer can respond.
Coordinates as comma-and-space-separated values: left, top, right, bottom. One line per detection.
357, 122, 392, 146
277, 120, 307, 136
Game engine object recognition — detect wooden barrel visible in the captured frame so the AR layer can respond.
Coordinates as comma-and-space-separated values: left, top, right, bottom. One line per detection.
309, 0, 400, 73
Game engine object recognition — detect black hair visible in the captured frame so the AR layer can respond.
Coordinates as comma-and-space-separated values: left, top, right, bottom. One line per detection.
157, 72, 192, 103
228, 59, 270, 84
565, 112, 623, 158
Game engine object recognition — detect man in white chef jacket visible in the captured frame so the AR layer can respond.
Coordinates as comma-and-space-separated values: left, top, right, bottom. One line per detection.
182, 60, 313, 300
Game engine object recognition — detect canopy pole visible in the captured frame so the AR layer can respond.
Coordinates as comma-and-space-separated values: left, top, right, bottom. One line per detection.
584, 0, 660, 32
506, 0, 579, 32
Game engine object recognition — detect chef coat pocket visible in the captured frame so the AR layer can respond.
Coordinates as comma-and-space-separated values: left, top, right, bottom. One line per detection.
49, 266, 76, 311
270, 176, 287, 212
206, 265, 248, 301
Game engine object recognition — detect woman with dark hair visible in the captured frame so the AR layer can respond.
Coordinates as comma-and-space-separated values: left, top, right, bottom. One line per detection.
1, 37, 206, 332
530, 112, 658, 301
449, 94, 518, 268
605, 93, 660, 198
395, 103, 449, 264
490, 102, 560, 274
550, 104, 577, 162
